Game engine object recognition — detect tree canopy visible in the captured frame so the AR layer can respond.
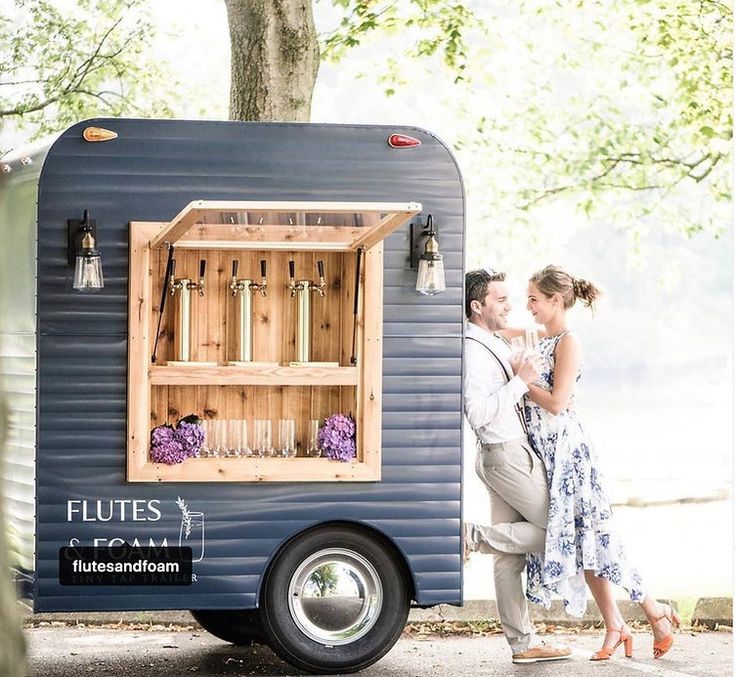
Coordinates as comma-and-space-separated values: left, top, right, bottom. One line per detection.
0, 0, 730, 241
460, 0, 732, 240
0, 0, 175, 140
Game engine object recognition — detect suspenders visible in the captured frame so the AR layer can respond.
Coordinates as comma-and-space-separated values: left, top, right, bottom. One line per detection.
466, 335, 529, 436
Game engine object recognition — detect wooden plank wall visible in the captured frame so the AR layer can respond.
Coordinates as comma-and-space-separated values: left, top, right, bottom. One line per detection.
149, 249, 359, 457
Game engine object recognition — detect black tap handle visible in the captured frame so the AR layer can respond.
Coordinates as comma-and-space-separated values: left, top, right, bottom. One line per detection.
317, 260, 324, 279
260, 259, 267, 278
289, 260, 295, 280
171, 259, 176, 278
199, 259, 206, 279
232, 260, 239, 278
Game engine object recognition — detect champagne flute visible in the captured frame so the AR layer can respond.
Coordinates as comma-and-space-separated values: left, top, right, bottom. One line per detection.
227, 419, 241, 457
238, 419, 251, 457
306, 419, 321, 457
200, 419, 212, 458
279, 419, 296, 458
524, 328, 540, 356
216, 419, 229, 457
254, 419, 273, 458
510, 336, 525, 360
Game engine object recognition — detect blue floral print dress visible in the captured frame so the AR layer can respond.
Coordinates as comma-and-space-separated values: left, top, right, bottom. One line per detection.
524, 332, 646, 617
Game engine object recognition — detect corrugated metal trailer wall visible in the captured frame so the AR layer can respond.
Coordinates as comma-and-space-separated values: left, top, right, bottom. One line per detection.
0, 143, 48, 595
33, 119, 465, 611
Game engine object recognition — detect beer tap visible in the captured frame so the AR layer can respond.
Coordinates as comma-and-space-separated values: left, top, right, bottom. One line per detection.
230, 260, 267, 297
289, 260, 330, 365
251, 259, 267, 296
311, 260, 326, 297
170, 259, 206, 296
288, 260, 326, 297
288, 260, 304, 297
230, 259, 244, 295
228, 259, 269, 365
195, 259, 206, 296
168, 258, 207, 364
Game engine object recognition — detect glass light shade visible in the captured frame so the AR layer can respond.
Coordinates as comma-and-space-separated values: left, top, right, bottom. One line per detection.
73, 253, 104, 291
416, 257, 446, 295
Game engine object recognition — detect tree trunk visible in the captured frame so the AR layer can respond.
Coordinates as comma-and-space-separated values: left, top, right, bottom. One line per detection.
0, 397, 26, 677
225, 0, 320, 122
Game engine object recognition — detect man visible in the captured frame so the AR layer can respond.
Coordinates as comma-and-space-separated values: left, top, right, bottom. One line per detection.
463, 268, 571, 664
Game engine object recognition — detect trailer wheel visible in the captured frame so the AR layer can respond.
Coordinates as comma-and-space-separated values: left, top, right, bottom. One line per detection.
190, 609, 264, 645
260, 526, 410, 674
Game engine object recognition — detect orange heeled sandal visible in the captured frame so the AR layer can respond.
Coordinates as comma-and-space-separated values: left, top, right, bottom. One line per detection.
590, 626, 634, 661
652, 604, 681, 659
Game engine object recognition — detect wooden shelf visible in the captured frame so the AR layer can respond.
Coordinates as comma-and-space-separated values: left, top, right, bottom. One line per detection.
136, 456, 378, 483
150, 364, 359, 386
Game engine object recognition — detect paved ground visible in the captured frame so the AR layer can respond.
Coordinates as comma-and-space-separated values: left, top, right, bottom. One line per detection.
25, 625, 732, 677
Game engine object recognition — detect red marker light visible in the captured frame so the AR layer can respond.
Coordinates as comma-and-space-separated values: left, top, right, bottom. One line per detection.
388, 133, 421, 148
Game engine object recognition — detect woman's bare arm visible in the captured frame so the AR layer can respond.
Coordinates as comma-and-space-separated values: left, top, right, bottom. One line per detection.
497, 326, 547, 340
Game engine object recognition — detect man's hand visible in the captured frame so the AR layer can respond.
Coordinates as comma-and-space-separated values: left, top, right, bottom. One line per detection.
510, 354, 541, 385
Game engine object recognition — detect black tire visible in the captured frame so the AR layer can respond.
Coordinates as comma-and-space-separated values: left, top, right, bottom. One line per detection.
190, 609, 265, 645
259, 526, 410, 674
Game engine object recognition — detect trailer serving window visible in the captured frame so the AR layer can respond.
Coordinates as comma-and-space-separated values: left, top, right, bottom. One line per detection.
127, 200, 421, 482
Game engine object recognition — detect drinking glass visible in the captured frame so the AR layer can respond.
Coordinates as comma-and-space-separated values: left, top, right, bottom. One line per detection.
306, 419, 321, 457
237, 419, 252, 457
213, 419, 227, 457
279, 419, 296, 458
509, 336, 525, 360
226, 419, 242, 457
199, 419, 212, 457
254, 419, 273, 458
524, 328, 540, 355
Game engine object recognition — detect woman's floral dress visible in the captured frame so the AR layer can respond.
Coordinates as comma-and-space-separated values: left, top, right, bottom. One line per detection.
524, 332, 645, 617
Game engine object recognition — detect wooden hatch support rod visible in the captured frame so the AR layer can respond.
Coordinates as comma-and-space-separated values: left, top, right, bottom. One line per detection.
151, 244, 175, 364
350, 247, 364, 366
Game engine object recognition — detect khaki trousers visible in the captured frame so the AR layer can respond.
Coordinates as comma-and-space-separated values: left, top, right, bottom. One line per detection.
471, 438, 549, 654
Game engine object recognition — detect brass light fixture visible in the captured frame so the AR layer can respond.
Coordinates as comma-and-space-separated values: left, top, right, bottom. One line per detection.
68, 210, 104, 292
411, 214, 446, 296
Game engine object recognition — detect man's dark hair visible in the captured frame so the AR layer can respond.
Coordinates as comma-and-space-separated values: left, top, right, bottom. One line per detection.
465, 269, 506, 319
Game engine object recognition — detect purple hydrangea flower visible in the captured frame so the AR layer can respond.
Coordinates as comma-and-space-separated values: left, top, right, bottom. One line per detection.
317, 413, 356, 462
150, 417, 205, 465
175, 421, 204, 458
150, 425, 187, 465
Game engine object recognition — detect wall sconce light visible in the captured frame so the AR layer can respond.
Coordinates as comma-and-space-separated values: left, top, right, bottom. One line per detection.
68, 210, 104, 292
410, 214, 446, 295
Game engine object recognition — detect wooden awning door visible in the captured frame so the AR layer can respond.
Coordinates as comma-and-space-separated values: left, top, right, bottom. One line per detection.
149, 200, 422, 251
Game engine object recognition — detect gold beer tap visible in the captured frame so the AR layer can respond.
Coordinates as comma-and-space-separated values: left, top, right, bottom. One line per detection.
170, 259, 206, 296
250, 259, 268, 296
288, 260, 304, 297
168, 259, 208, 364
310, 260, 326, 297
228, 259, 270, 365
289, 260, 333, 366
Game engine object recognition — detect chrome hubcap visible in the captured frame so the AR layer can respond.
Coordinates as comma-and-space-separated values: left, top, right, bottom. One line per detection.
287, 547, 383, 646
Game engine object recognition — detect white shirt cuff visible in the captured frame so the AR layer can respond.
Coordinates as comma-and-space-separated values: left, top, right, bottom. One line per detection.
509, 374, 529, 399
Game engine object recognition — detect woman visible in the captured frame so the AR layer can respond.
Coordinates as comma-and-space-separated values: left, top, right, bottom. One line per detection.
514, 265, 680, 661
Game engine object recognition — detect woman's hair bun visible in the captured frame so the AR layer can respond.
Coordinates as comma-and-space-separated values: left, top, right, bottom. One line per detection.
572, 277, 601, 308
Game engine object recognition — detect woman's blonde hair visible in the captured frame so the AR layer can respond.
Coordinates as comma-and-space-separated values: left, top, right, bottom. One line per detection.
530, 265, 601, 311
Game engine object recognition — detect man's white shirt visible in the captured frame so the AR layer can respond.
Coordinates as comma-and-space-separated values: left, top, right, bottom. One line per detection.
464, 322, 528, 444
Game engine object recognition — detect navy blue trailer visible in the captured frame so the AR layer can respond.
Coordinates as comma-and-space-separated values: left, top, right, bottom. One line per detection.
0, 119, 465, 673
